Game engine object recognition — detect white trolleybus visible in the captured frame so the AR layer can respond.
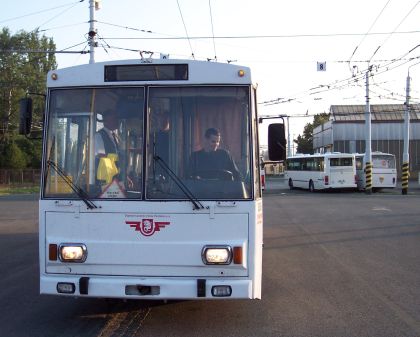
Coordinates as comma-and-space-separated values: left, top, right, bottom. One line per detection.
355, 152, 397, 190
286, 153, 357, 191
19, 58, 286, 300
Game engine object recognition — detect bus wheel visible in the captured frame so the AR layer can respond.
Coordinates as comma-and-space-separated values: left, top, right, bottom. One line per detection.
288, 179, 293, 190
309, 181, 315, 192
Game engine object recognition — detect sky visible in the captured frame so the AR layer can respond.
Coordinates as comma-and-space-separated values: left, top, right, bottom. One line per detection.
2, 0, 420, 146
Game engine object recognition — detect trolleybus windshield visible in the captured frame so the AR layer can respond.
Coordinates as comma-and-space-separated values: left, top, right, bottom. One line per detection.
44, 86, 252, 200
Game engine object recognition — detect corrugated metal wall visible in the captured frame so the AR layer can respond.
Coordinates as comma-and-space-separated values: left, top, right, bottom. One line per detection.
333, 122, 420, 141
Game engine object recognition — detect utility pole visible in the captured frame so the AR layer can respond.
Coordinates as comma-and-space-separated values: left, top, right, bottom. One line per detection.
402, 72, 411, 195
88, 0, 100, 64
287, 116, 291, 157
364, 67, 373, 194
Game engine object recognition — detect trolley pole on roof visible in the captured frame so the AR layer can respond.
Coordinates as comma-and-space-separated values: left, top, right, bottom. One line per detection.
364, 67, 373, 194
402, 71, 411, 195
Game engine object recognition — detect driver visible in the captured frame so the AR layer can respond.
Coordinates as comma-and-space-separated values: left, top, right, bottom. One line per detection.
188, 127, 242, 180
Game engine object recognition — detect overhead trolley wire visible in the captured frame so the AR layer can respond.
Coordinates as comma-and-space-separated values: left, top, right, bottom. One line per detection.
100, 30, 420, 41
208, 0, 217, 61
97, 21, 153, 34
37, 22, 87, 33
367, 0, 420, 63
0, 0, 85, 25
176, 0, 195, 59
348, 0, 392, 70
261, 43, 420, 107
260, 60, 419, 107
34, 1, 83, 32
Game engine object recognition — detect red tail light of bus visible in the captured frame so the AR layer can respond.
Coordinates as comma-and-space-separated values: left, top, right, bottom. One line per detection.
261, 169, 265, 190
324, 175, 329, 185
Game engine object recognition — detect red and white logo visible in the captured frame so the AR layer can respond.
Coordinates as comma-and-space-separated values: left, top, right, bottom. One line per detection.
126, 219, 170, 237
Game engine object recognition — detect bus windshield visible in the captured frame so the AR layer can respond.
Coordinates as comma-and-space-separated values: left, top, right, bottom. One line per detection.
44, 86, 252, 200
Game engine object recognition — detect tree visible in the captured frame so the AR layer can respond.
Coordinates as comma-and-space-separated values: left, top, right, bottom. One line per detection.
0, 27, 56, 167
294, 112, 329, 154
15, 136, 42, 167
0, 141, 27, 169
295, 123, 314, 154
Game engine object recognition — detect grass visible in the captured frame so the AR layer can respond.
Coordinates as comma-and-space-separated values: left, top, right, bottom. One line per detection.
0, 185, 39, 195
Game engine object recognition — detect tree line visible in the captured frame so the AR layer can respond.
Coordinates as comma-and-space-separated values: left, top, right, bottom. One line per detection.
0, 27, 56, 169
294, 113, 330, 154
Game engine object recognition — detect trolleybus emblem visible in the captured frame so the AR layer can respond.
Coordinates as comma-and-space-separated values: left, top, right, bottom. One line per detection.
126, 219, 170, 236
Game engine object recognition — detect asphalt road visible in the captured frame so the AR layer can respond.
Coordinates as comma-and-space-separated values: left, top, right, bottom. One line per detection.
0, 191, 419, 337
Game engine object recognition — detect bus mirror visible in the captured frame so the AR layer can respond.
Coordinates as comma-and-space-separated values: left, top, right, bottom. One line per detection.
19, 98, 33, 135
268, 123, 286, 161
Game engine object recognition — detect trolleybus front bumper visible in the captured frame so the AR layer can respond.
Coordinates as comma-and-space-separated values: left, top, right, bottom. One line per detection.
41, 275, 257, 299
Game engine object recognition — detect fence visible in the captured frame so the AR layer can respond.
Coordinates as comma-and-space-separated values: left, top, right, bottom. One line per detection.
0, 169, 41, 186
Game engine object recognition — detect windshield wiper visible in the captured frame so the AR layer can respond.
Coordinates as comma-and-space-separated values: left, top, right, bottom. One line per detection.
47, 160, 98, 209
154, 156, 205, 210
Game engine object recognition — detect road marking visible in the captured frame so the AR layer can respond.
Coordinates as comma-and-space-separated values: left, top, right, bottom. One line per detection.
372, 207, 391, 211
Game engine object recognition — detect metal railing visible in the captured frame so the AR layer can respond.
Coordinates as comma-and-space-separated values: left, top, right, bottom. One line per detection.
0, 169, 41, 186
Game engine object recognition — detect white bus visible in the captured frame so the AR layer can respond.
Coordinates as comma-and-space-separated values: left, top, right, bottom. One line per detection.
286, 153, 357, 191
20, 59, 285, 300
355, 152, 397, 190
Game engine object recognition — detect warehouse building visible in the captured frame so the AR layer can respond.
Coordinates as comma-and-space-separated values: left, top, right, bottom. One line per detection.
313, 104, 420, 178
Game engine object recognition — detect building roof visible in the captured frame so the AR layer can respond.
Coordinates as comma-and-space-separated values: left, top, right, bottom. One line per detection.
330, 104, 420, 122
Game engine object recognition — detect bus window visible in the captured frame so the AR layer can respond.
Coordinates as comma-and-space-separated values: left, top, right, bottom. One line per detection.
316, 158, 324, 171
44, 88, 144, 199
146, 86, 251, 200
330, 157, 353, 166
372, 155, 395, 169
355, 156, 363, 170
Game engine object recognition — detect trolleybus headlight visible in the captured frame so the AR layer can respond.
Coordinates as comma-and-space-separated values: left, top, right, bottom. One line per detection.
57, 282, 75, 294
211, 285, 232, 297
59, 244, 87, 262
202, 246, 232, 265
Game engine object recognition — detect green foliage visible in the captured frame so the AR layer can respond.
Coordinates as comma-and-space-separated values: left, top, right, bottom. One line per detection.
0, 27, 56, 167
313, 113, 330, 129
0, 141, 27, 169
294, 113, 330, 154
295, 125, 313, 154
15, 136, 42, 167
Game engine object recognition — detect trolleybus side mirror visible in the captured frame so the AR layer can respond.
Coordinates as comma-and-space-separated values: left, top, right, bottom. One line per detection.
268, 123, 286, 161
19, 97, 33, 135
